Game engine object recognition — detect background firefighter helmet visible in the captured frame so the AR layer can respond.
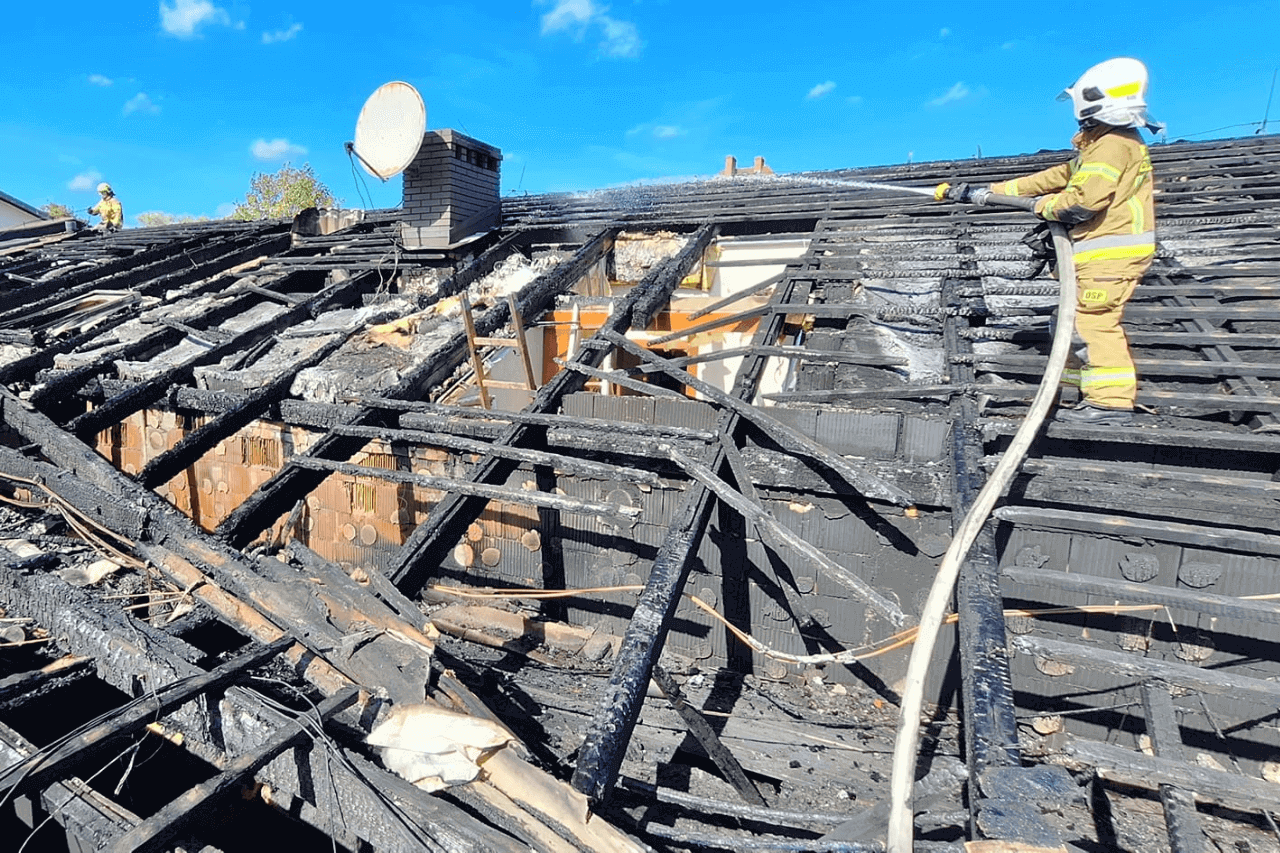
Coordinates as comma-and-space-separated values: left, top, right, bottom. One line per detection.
1058, 57, 1161, 131
96, 182, 113, 196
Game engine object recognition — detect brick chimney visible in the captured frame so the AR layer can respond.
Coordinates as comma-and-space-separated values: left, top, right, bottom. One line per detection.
398, 129, 502, 249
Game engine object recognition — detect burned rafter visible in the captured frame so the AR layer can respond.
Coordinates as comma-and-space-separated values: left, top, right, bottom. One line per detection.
214, 227, 620, 550
63, 271, 369, 441
135, 330, 354, 489
290, 455, 640, 519
649, 663, 766, 807
0, 635, 295, 801
1140, 681, 1211, 853
994, 504, 1280, 555
639, 344, 909, 370
666, 445, 904, 624
940, 268, 1029, 840
600, 329, 915, 509
556, 358, 690, 399
1070, 739, 1280, 822
325, 422, 663, 485
107, 686, 362, 853
375, 396, 717, 442
387, 224, 717, 594
570, 263, 814, 807
0, 656, 94, 705
715, 435, 818, 631
687, 271, 785, 320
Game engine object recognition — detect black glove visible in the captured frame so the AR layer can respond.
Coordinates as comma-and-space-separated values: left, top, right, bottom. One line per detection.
1020, 222, 1057, 275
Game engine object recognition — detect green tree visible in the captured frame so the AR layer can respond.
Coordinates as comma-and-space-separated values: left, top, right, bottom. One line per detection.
41, 202, 76, 219
231, 162, 337, 221
137, 212, 209, 227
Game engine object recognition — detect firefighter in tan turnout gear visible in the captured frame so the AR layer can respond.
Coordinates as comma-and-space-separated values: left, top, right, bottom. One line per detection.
89, 182, 123, 232
942, 57, 1161, 426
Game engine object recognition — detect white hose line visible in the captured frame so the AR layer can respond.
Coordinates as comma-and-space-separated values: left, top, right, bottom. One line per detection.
886, 223, 1077, 853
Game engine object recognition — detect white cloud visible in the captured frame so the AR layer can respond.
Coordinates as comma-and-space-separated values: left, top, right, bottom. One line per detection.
846, 95, 864, 105
123, 93, 160, 115
159, 0, 231, 38
68, 171, 103, 192
537, 1, 642, 58
652, 125, 681, 139
251, 138, 308, 161
262, 23, 303, 44
215, 202, 238, 218
807, 81, 836, 100
928, 82, 971, 107
540, 0, 595, 34
940, 27, 951, 37
88, 74, 113, 87
599, 17, 641, 57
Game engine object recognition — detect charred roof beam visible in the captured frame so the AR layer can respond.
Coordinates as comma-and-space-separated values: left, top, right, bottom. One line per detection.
63, 272, 368, 441
570, 259, 810, 807
386, 224, 715, 595
215, 227, 622, 550
0, 226, 290, 327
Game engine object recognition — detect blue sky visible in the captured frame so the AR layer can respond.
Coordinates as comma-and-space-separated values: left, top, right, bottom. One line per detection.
4, 1, 1278, 225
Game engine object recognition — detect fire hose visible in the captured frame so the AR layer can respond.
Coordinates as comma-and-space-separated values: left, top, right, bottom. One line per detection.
833, 182, 1072, 853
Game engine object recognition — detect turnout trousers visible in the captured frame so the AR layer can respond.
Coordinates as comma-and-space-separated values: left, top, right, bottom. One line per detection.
1060, 255, 1151, 410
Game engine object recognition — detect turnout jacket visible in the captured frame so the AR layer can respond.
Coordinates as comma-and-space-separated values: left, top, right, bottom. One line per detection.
991, 125, 1154, 271
90, 196, 123, 230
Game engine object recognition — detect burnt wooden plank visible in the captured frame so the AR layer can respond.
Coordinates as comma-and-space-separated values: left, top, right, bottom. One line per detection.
108, 686, 361, 853
64, 274, 365, 440
0, 636, 293, 800
136, 330, 353, 488
994, 505, 1280, 556
215, 228, 618, 551
1004, 566, 1280, 624
1068, 739, 1280, 815
0, 656, 93, 704
650, 663, 766, 807
1141, 682, 1208, 853
388, 227, 707, 594
1010, 635, 1280, 705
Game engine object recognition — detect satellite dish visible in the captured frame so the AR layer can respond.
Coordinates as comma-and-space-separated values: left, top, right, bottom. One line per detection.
351, 81, 426, 180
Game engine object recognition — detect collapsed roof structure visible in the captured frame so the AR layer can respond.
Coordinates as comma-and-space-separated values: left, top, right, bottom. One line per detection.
0, 127, 1279, 853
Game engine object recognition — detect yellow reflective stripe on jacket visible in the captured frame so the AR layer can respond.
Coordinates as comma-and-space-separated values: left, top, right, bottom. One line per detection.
1127, 197, 1144, 234
1005, 179, 1019, 196
1071, 162, 1122, 184
1060, 368, 1082, 388
1073, 231, 1155, 264
1041, 195, 1058, 220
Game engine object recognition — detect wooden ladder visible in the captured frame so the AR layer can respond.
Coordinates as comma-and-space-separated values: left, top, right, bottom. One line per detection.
459, 292, 538, 409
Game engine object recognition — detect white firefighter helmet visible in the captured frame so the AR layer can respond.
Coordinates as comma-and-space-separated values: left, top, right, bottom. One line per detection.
1058, 57, 1159, 130
96, 182, 113, 196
